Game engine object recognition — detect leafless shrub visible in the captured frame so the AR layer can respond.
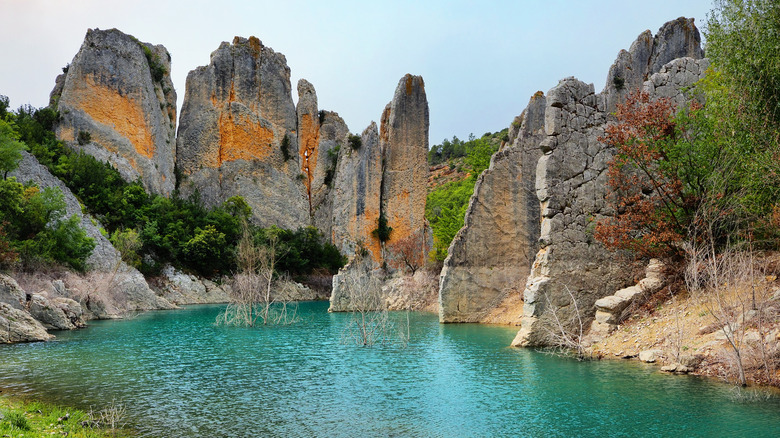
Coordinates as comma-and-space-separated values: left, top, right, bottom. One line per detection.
686, 235, 780, 386
337, 255, 408, 347
216, 221, 297, 327
541, 286, 590, 360
84, 399, 127, 436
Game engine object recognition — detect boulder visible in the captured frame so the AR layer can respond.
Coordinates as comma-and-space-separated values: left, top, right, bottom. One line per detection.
29, 293, 74, 331
52, 297, 86, 328
0, 275, 26, 310
639, 349, 665, 363
679, 354, 704, 369
0, 303, 53, 343
661, 363, 691, 373
51, 28, 176, 196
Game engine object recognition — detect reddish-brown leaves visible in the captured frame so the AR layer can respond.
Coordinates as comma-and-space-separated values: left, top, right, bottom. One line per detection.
595, 91, 690, 261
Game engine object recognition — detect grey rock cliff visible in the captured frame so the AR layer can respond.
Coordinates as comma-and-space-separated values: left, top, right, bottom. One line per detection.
176, 36, 309, 229
52, 28, 177, 197
380, 75, 430, 267
439, 92, 546, 323
331, 122, 383, 260
514, 54, 709, 347
434, 18, 707, 345
603, 17, 704, 112
330, 75, 430, 311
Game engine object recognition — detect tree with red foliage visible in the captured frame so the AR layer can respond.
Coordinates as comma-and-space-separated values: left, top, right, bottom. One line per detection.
594, 91, 699, 262
387, 230, 428, 275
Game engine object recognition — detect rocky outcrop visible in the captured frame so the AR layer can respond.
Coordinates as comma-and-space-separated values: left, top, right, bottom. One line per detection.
176, 36, 309, 229
29, 294, 86, 331
330, 122, 383, 260
329, 75, 430, 310
151, 266, 231, 305
0, 303, 53, 343
10, 151, 175, 314
51, 28, 176, 197
439, 92, 546, 323
379, 74, 430, 267
589, 259, 666, 336
513, 53, 708, 347
0, 275, 53, 343
307, 108, 349, 237
603, 17, 703, 112
429, 18, 704, 345
512, 20, 705, 346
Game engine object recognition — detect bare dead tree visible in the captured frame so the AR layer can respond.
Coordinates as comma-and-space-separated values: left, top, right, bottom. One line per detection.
387, 230, 428, 275
542, 286, 589, 360
336, 254, 411, 347
217, 222, 297, 327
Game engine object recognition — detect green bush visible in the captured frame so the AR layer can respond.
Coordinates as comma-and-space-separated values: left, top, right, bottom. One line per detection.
348, 133, 362, 150
280, 134, 291, 161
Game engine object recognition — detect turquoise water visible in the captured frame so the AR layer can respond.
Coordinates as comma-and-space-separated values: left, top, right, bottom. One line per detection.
0, 302, 779, 437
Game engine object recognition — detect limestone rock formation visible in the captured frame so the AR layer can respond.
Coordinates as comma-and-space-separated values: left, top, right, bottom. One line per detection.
0, 303, 53, 343
176, 36, 309, 229
589, 259, 666, 336
10, 151, 175, 313
431, 18, 705, 345
311, 110, 350, 237
329, 75, 430, 311
331, 122, 383, 260
0, 275, 53, 343
439, 92, 546, 323
380, 74, 430, 267
151, 265, 231, 305
603, 17, 704, 112
51, 28, 176, 197
512, 22, 706, 346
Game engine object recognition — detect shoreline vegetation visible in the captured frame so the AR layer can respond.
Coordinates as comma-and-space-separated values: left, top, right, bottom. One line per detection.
0, 393, 132, 437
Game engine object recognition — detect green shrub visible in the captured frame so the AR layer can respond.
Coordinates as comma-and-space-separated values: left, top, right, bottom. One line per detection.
372, 213, 392, 243
348, 133, 362, 150
280, 134, 291, 161
77, 130, 91, 145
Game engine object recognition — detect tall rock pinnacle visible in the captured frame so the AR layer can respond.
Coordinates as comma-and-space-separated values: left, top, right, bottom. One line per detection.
379, 74, 430, 266
176, 36, 308, 228
50, 28, 177, 197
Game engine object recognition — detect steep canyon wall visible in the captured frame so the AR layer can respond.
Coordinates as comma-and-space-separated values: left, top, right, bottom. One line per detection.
437, 18, 708, 347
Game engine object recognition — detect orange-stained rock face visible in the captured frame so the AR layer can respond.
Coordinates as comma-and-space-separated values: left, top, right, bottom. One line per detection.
298, 113, 320, 194
72, 75, 155, 159
217, 111, 275, 166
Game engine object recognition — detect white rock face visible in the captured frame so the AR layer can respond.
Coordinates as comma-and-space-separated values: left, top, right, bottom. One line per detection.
0, 275, 53, 343
431, 17, 707, 346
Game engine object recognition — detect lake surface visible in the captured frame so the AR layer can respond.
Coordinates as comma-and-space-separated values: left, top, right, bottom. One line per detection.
1, 302, 778, 437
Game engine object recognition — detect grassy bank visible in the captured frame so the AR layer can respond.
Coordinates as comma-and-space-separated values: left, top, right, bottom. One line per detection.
0, 395, 131, 437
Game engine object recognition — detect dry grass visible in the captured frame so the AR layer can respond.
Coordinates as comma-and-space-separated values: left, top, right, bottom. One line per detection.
589, 252, 780, 387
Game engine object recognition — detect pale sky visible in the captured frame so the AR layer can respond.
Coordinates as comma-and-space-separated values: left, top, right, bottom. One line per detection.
0, 0, 712, 145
